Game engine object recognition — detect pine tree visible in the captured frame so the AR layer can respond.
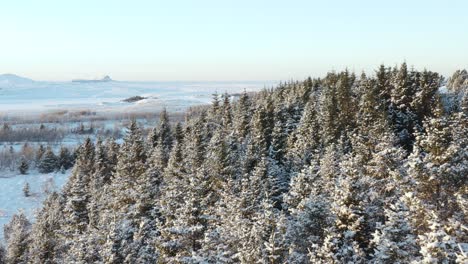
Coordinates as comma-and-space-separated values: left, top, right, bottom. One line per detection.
22, 182, 31, 197
35, 144, 45, 166
18, 157, 29, 175
221, 92, 233, 128
62, 161, 91, 235
320, 76, 340, 147
148, 108, 173, 153
370, 198, 419, 263
408, 110, 468, 213
62, 138, 95, 196
28, 192, 64, 263
234, 90, 251, 140
336, 70, 357, 136
376, 64, 391, 110
87, 139, 112, 228
210, 92, 221, 117
110, 120, 147, 216
184, 114, 207, 172
205, 127, 233, 184
4, 212, 31, 264
38, 147, 58, 173
447, 69, 468, 92
0, 244, 5, 264
105, 137, 120, 169
60, 138, 95, 246
417, 215, 461, 263
388, 62, 418, 151
287, 100, 321, 171
270, 104, 288, 163
284, 161, 330, 263
245, 106, 270, 173
135, 143, 165, 217
58, 146, 74, 170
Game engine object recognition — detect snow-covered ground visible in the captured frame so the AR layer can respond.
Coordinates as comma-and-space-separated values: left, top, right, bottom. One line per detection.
0, 170, 70, 242
0, 74, 276, 115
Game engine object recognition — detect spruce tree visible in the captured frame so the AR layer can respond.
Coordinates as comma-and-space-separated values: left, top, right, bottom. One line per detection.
58, 146, 74, 170
18, 157, 29, 175
234, 90, 251, 140
28, 192, 64, 263
221, 92, 233, 128
110, 120, 147, 216
38, 147, 58, 173
35, 144, 45, 167
22, 182, 31, 197
4, 212, 31, 264
370, 198, 419, 263
0, 244, 5, 264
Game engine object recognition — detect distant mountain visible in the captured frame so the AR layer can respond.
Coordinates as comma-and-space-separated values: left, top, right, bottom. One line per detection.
72, 75, 113, 83
0, 74, 35, 85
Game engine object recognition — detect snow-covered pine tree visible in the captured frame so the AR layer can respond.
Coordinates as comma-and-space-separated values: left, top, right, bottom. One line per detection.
0, 244, 5, 264
411, 69, 440, 122
388, 62, 419, 151
233, 90, 251, 140
369, 197, 420, 263
4, 211, 31, 264
35, 144, 45, 165
105, 137, 120, 169
110, 120, 147, 216
283, 159, 331, 263
22, 182, 30, 197
269, 103, 288, 164
58, 146, 74, 171
286, 99, 321, 172
38, 147, 58, 173
87, 139, 112, 228
18, 157, 29, 175
417, 213, 461, 263
244, 106, 270, 173
221, 92, 233, 128
156, 108, 174, 163
59, 138, 95, 260
319, 74, 340, 147
147, 108, 173, 159
447, 69, 468, 92
62, 157, 92, 235
407, 108, 467, 214
28, 192, 65, 263
209, 91, 221, 118
335, 70, 357, 140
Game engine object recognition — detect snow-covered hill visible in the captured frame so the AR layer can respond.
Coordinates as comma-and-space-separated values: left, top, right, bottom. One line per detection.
0, 76, 275, 115
0, 74, 35, 86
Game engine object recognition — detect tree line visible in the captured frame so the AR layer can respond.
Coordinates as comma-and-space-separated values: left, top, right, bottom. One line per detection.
0, 143, 75, 174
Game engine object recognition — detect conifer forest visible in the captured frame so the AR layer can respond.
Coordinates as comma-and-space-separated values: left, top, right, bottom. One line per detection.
2, 63, 468, 263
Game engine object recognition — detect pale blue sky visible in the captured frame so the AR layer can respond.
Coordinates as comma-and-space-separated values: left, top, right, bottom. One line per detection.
0, 0, 466, 81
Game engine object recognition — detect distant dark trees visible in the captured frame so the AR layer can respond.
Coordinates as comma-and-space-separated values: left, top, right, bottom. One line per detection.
0, 124, 65, 143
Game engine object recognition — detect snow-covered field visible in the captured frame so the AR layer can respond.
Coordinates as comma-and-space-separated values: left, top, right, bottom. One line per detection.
0, 74, 275, 115
0, 170, 70, 241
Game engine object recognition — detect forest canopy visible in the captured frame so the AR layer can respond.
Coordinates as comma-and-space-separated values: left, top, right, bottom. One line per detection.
2, 63, 467, 264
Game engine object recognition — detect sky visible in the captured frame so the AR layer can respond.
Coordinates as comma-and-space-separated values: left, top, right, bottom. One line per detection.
0, 0, 467, 81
